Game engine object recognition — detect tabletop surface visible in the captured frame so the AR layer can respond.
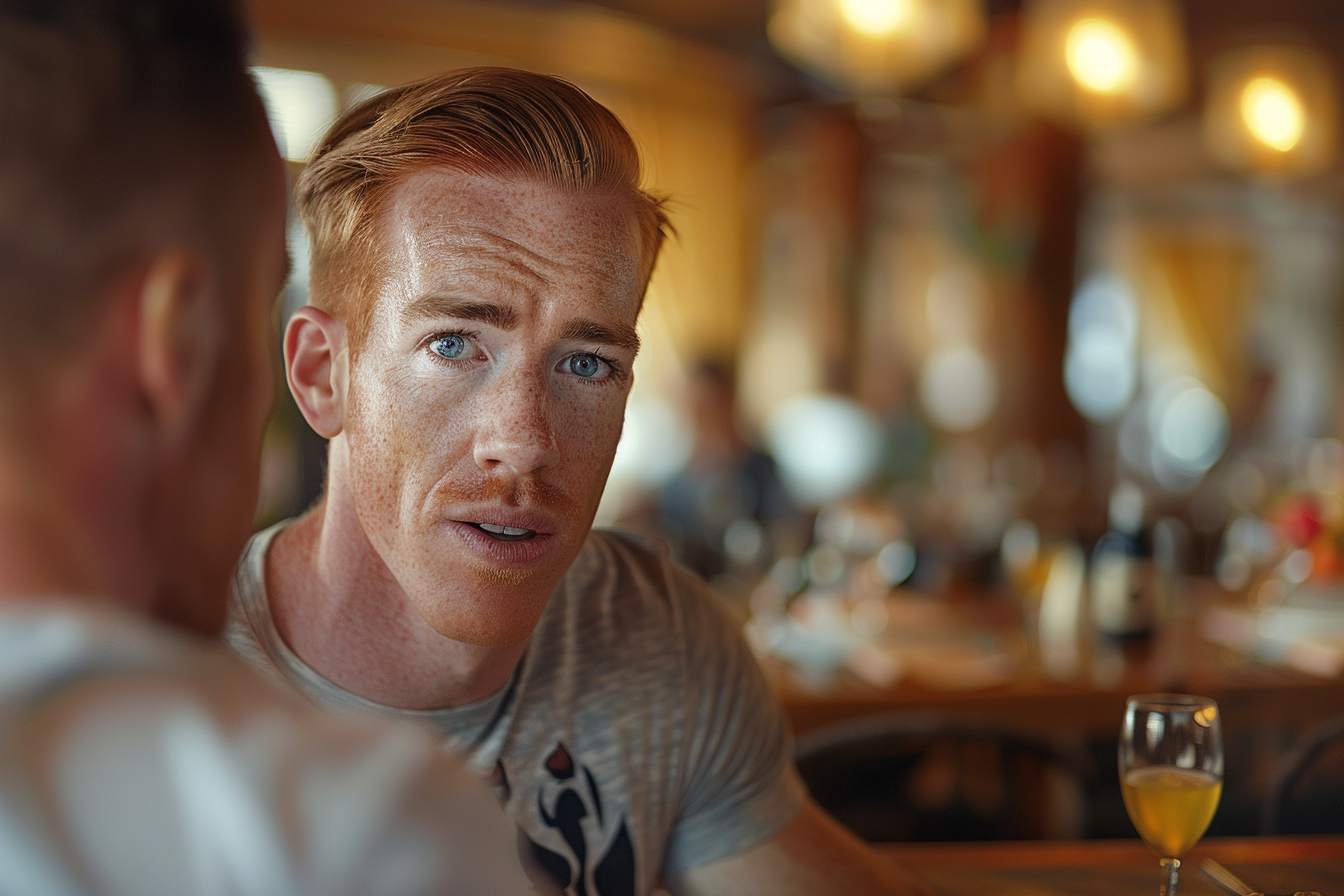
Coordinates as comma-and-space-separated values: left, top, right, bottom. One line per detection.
769, 586, 1344, 737
878, 837, 1344, 896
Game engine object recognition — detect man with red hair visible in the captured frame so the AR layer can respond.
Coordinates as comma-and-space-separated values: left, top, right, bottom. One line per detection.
228, 67, 928, 896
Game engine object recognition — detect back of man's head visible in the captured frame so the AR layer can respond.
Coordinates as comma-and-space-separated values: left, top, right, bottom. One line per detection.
0, 0, 286, 633
0, 0, 266, 393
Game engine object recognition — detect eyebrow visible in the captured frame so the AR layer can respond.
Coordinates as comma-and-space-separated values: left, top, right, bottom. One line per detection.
401, 295, 518, 330
563, 319, 641, 354
402, 294, 640, 354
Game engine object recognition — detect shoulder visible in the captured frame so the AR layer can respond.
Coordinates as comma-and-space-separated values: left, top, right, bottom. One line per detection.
524, 529, 751, 706
555, 528, 736, 641
0, 602, 415, 771
2, 601, 347, 738
0, 604, 533, 896
566, 527, 675, 585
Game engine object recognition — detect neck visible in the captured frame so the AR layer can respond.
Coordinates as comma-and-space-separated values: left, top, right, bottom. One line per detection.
0, 500, 89, 600
267, 441, 527, 711
0, 396, 151, 615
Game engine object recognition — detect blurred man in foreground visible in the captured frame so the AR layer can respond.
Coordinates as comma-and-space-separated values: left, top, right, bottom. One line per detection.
227, 67, 929, 896
0, 3, 532, 893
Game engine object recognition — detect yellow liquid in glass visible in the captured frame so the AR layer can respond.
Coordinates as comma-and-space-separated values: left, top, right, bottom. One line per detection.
1121, 767, 1222, 857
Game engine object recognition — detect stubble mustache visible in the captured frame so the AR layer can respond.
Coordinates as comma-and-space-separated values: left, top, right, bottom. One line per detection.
434, 474, 575, 518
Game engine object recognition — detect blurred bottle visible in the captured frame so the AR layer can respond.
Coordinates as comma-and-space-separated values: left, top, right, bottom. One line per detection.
1040, 543, 1087, 680
1091, 480, 1155, 638
1151, 515, 1190, 624
1002, 518, 1049, 598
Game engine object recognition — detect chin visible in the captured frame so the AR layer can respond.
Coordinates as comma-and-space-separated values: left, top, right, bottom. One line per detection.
409, 579, 552, 647
418, 609, 544, 648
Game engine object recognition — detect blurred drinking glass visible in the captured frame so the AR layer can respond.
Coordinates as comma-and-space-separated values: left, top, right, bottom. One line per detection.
1120, 694, 1224, 896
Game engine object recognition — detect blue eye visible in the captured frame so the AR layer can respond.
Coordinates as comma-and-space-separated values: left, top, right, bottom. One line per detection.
430, 334, 467, 360
568, 353, 605, 378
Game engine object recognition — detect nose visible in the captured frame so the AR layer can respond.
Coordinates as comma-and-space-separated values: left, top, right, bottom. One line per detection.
472, 371, 559, 476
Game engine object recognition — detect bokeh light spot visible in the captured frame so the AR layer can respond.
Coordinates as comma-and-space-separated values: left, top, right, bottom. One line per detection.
1065, 18, 1139, 95
1241, 76, 1305, 152
838, 0, 914, 38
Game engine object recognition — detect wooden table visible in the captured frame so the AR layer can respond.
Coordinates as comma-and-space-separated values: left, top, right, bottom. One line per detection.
879, 836, 1344, 895
769, 587, 1344, 837
770, 588, 1344, 739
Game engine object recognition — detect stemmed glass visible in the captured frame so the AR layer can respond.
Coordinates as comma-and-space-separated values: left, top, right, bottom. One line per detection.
1120, 694, 1224, 896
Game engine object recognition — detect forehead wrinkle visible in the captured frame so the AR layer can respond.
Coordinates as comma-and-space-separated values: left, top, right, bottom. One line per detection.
404, 208, 575, 279
410, 213, 627, 297
447, 231, 559, 290
387, 173, 643, 333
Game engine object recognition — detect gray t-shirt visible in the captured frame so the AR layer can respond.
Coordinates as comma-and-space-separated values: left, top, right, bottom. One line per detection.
227, 524, 806, 896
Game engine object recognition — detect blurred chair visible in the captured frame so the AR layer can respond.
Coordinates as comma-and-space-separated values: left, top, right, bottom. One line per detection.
1262, 713, 1344, 835
794, 714, 1091, 842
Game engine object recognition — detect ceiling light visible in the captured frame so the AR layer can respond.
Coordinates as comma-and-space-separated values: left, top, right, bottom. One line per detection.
1065, 18, 1139, 95
769, 0, 987, 95
837, 0, 914, 39
1241, 76, 1305, 152
1202, 45, 1339, 178
1016, 0, 1187, 130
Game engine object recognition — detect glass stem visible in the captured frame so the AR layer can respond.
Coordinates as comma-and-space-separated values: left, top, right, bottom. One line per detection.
1159, 857, 1181, 896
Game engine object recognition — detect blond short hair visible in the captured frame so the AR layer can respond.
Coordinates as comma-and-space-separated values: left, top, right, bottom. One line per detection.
296, 67, 670, 351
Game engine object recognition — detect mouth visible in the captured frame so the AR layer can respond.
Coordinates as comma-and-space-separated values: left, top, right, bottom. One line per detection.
464, 521, 539, 542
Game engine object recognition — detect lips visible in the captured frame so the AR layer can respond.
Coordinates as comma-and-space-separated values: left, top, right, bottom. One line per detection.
442, 506, 561, 565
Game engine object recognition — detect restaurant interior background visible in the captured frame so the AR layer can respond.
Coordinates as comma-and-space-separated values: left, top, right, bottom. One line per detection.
245, 0, 1344, 845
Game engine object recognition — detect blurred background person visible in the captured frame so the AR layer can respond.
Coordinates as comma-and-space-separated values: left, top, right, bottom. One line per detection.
645, 359, 803, 594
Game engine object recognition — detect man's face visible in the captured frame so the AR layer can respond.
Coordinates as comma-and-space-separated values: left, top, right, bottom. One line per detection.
154, 142, 289, 636
344, 170, 643, 647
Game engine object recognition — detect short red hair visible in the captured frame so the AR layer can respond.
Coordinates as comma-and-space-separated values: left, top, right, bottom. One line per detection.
295, 66, 670, 352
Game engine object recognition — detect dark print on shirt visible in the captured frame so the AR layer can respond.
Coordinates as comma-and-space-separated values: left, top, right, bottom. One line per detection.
522, 742, 635, 896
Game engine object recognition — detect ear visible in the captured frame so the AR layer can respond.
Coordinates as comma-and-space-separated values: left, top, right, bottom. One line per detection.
285, 305, 347, 439
136, 250, 221, 441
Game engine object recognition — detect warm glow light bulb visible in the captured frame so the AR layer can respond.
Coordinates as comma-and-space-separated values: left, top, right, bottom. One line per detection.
837, 0, 914, 38
1241, 76, 1305, 152
1064, 18, 1139, 95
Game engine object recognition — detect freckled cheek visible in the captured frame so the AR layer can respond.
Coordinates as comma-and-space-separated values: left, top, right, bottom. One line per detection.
384, 389, 461, 452
350, 380, 446, 519
382, 387, 479, 480
553, 395, 627, 486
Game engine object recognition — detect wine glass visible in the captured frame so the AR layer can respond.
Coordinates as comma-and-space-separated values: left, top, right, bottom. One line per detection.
1120, 694, 1224, 896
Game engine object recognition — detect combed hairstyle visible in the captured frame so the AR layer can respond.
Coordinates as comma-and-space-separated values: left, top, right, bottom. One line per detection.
0, 0, 269, 384
296, 67, 671, 352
